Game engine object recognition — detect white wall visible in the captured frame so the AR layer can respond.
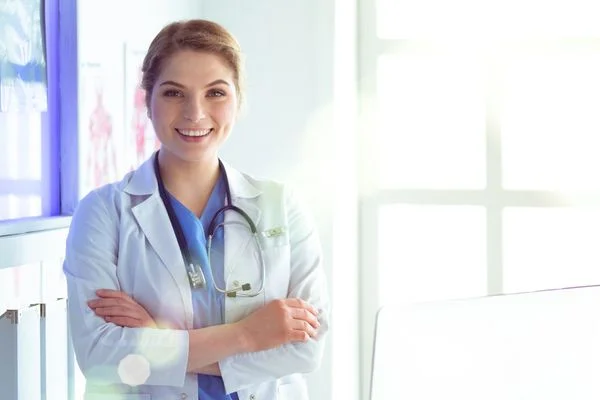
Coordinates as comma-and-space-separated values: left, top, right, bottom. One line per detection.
78, 0, 203, 52
201, 2, 360, 400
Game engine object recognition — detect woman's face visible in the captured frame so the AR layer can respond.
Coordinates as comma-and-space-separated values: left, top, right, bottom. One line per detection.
149, 50, 238, 164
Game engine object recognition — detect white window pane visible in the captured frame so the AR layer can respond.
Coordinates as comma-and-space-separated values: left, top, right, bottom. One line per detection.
0, 111, 42, 180
377, 0, 600, 39
0, 194, 42, 220
0, 111, 44, 219
378, 205, 487, 306
502, 54, 600, 191
376, 0, 484, 40
19, 195, 42, 217
503, 207, 600, 293
376, 54, 486, 189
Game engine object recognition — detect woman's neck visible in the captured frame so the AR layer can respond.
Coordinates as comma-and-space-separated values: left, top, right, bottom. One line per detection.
157, 150, 220, 216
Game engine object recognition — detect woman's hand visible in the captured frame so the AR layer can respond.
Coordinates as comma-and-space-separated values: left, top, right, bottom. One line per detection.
87, 289, 157, 328
236, 298, 320, 352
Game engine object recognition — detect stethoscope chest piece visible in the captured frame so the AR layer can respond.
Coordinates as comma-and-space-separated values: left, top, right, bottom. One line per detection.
187, 263, 207, 289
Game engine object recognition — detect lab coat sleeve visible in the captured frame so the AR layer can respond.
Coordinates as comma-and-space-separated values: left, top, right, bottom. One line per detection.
63, 189, 189, 388
220, 185, 330, 394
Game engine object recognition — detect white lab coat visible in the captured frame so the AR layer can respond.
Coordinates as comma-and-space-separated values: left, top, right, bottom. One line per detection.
63, 155, 329, 400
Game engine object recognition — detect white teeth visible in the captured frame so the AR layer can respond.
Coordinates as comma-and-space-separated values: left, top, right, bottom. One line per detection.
178, 129, 211, 137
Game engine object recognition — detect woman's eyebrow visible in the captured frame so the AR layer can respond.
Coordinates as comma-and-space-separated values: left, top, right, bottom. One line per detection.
159, 80, 185, 88
158, 79, 231, 88
204, 79, 231, 88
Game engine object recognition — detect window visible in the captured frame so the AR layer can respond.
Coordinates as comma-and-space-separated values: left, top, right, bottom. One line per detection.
359, 1, 600, 398
0, 112, 45, 219
0, 0, 58, 220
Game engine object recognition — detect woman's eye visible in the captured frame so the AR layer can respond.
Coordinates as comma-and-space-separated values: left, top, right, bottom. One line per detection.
207, 89, 225, 98
163, 89, 183, 97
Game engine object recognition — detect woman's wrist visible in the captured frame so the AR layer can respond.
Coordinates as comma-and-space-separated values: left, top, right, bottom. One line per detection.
231, 320, 254, 353
186, 323, 250, 373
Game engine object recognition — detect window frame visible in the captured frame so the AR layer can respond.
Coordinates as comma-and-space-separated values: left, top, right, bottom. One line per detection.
359, 2, 600, 399
0, 0, 77, 239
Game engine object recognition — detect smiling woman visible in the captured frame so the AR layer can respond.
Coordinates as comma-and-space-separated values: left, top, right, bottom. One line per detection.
150, 50, 238, 169
63, 19, 329, 400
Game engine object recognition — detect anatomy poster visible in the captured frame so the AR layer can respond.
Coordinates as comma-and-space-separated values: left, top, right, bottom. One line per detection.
124, 43, 158, 172
0, 0, 47, 111
78, 42, 125, 198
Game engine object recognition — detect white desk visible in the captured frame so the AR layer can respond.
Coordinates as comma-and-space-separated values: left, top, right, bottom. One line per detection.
371, 286, 600, 400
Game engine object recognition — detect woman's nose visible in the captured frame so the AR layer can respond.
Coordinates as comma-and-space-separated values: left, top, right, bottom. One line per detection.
182, 98, 206, 122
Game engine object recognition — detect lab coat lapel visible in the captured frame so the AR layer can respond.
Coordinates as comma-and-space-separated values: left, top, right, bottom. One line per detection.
126, 155, 193, 324
222, 163, 262, 287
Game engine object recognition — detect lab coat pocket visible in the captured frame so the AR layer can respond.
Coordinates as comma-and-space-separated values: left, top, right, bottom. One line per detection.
277, 382, 309, 400
260, 226, 290, 247
85, 394, 151, 400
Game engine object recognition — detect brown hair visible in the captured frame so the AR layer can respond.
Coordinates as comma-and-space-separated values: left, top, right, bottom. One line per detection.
141, 19, 244, 109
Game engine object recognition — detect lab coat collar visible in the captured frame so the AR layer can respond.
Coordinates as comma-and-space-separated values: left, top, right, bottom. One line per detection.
123, 152, 262, 199
122, 155, 157, 196
221, 160, 262, 200
123, 153, 263, 325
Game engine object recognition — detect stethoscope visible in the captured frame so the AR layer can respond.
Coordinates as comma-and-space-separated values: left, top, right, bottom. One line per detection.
154, 152, 266, 297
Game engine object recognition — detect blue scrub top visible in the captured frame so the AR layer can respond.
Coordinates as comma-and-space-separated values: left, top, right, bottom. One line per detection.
168, 171, 239, 400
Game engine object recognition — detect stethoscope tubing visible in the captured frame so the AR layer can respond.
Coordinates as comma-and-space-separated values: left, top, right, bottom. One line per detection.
153, 151, 266, 297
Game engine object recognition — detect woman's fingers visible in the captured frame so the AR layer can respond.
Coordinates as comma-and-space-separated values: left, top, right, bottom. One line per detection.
88, 290, 157, 328
105, 316, 144, 328
290, 307, 320, 329
290, 319, 318, 339
87, 298, 126, 309
237, 298, 321, 351
96, 289, 127, 298
287, 298, 319, 317
93, 305, 142, 320
288, 329, 310, 343
95, 289, 137, 305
